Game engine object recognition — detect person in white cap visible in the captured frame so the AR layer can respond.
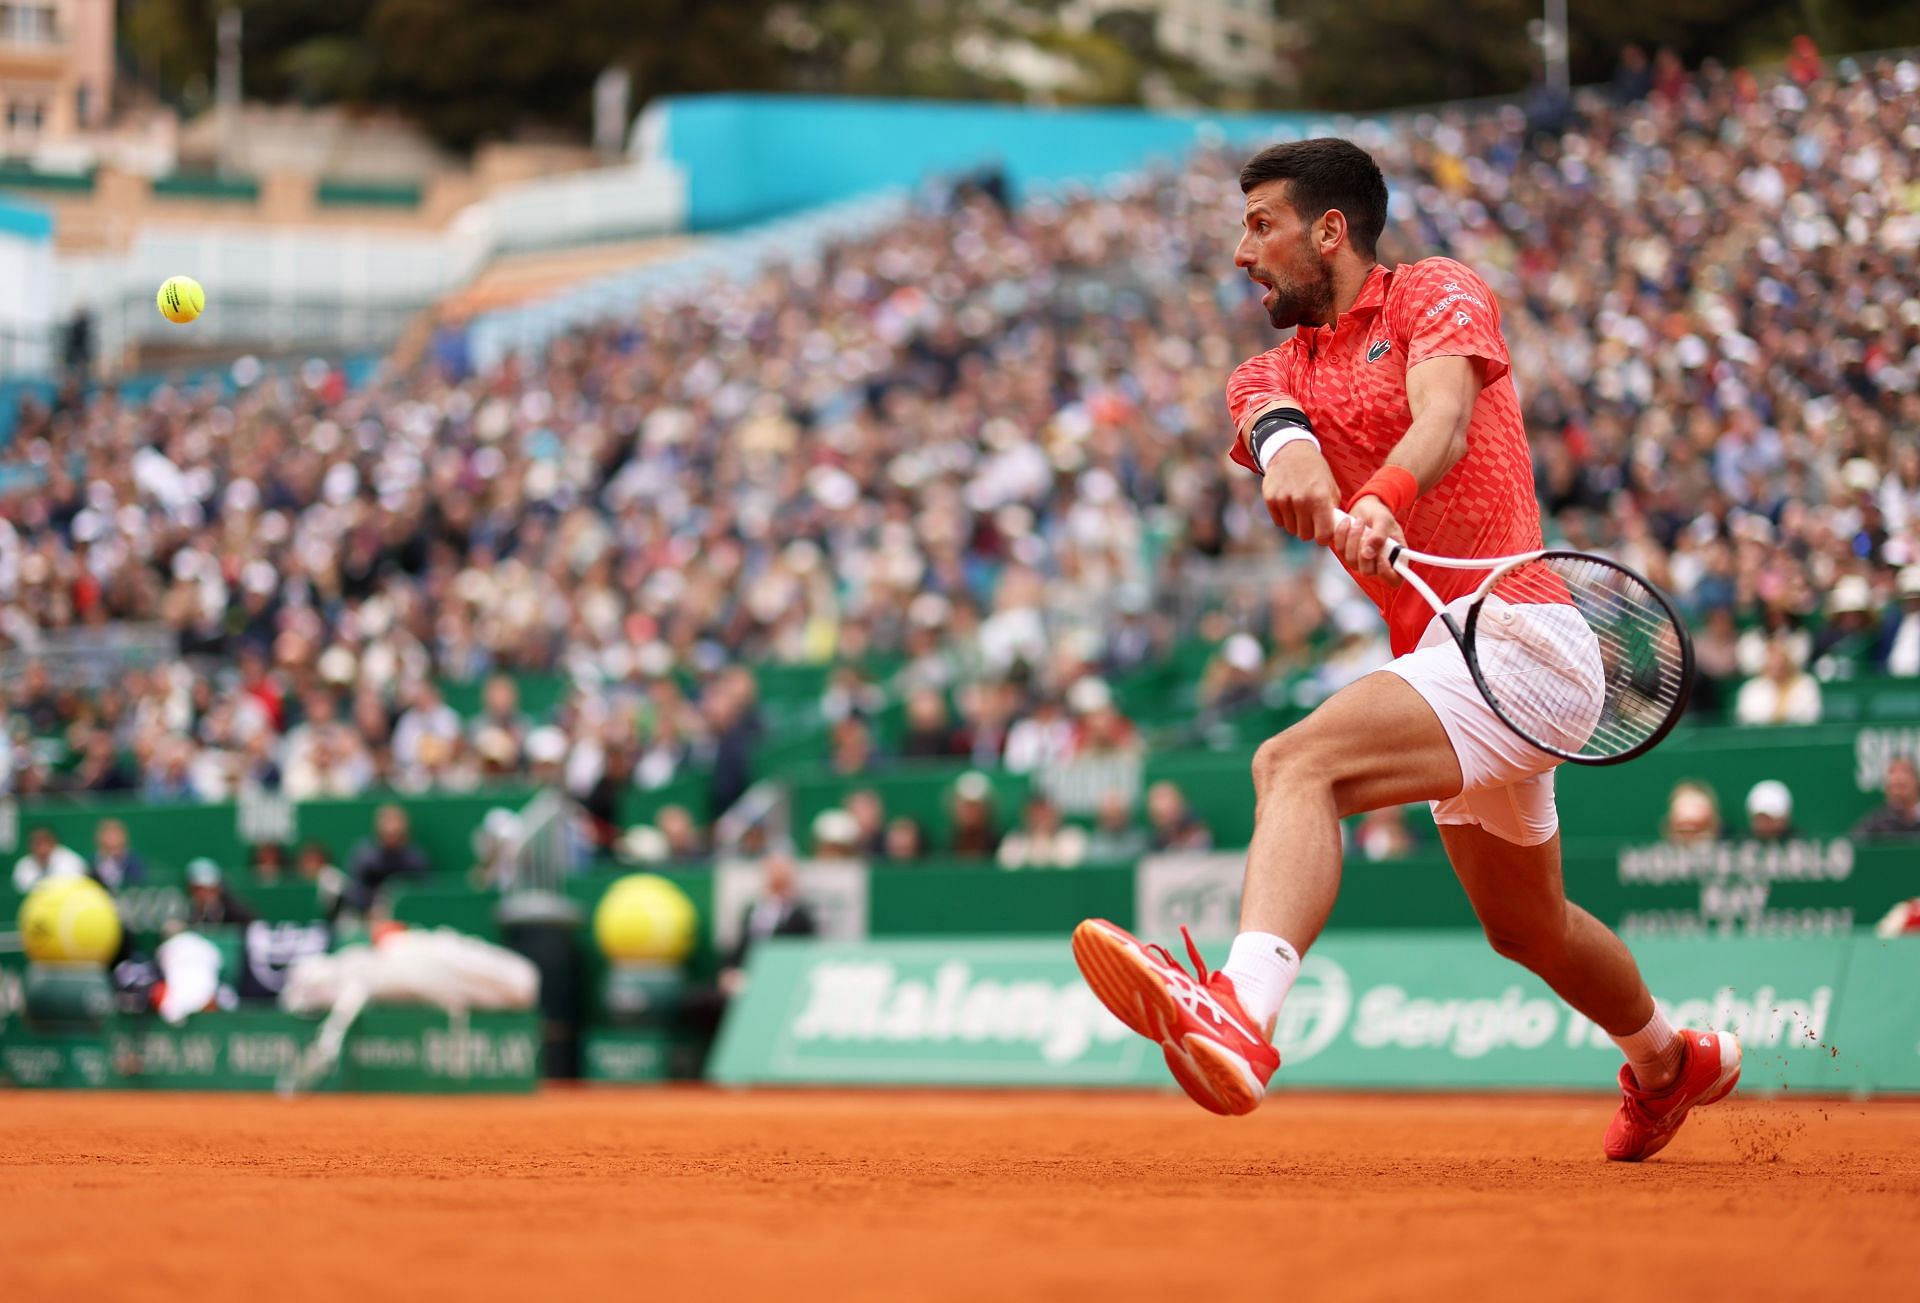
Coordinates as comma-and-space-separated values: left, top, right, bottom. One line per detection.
1881, 567, 1920, 677
810, 808, 863, 861
1811, 575, 1878, 681
1744, 781, 1795, 843
949, 771, 1003, 858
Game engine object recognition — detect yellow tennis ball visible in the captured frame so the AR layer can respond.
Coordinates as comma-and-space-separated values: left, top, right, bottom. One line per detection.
593, 874, 697, 964
157, 274, 205, 324
18, 875, 122, 964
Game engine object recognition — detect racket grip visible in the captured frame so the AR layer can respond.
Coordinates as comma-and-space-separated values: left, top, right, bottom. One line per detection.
1327, 508, 1405, 566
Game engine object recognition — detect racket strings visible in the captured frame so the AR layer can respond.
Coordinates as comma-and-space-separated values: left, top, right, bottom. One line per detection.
1473, 555, 1689, 761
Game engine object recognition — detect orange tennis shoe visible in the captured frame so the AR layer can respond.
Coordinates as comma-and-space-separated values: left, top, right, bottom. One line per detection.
1603, 1028, 1742, 1161
1072, 918, 1279, 1116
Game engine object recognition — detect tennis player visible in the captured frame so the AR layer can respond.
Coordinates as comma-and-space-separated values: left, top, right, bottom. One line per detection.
1073, 138, 1738, 1160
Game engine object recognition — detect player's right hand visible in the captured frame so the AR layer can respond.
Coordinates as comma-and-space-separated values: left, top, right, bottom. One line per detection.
1261, 443, 1340, 544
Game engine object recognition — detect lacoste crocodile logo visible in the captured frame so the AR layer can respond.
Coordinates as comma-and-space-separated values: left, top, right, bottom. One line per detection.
1367, 340, 1391, 363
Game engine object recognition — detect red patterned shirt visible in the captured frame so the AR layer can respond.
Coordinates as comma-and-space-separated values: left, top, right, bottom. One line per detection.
1226, 258, 1542, 655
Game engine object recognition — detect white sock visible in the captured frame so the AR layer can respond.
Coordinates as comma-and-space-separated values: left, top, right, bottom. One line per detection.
1220, 931, 1303, 1035
1611, 1006, 1684, 1090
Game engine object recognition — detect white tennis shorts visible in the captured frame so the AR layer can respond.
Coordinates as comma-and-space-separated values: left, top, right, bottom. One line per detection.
1380, 593, 1605, 847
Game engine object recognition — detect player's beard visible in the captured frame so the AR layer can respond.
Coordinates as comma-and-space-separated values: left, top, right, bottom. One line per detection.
1264, 243, 1335, 330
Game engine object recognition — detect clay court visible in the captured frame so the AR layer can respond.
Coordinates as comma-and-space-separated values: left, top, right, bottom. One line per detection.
3, 1089, 1914, 1301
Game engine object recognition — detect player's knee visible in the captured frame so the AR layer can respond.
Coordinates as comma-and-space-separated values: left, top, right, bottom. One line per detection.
1251, 729, 1326, 801
1481, 909, 1569, 970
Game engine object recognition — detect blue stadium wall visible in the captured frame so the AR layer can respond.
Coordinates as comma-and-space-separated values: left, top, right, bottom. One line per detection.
650, 93, 1317, 230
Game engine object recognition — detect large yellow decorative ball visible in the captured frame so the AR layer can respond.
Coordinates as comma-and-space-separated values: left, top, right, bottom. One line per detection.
593, 874, 697, 964
19, 875, 122, 964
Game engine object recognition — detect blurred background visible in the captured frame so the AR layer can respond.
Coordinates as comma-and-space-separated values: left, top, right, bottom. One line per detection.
0, 1, 1917, 1090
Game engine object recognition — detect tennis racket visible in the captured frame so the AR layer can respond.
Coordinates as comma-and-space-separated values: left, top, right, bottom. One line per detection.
1331, 510, 1693, 765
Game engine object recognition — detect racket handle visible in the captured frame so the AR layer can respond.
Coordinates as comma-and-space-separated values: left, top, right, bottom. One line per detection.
1327, 508, 1405, 566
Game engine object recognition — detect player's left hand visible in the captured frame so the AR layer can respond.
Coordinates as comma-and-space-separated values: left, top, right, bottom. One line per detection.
1335, 496, 1404, 584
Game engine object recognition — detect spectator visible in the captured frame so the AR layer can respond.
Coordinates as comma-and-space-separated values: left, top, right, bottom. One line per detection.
237, 731, 283, 793
1785, 33, 1822, 86
827, 715, 876, 778
703, 668, 762, 816
296, 841, 342, 884
1744, 781, 1796, 843
469, 674, 528, 771
13, 825, 88, 891
1812, 578, 1877, 681
582, 739, 637, 852
1146, 782, 1212, 852
1880, 568, 1920, 676
1085, 791, 1148, 862
617, 824, 672, 864
90, 819, 148, 893
1003, 697, 1073, 775
901, 689, 961, 760
183, 858, 258, 927
71, 733, 136, 794
656, 805, 708, 862
844, 789, 888, 858
881, 816, 927, 862
468, 808, 522, 888
953, 680, 1016, 769
1611, 43, 1652, 103
1662, 781, 1722, 846
1735, 639, 1822, 726
249, 842, 290, 884
391, 680, 461, 790
343, 804, 432, 914
949, 772, 1002, 859
718, 854, 818, 996
1354, 806, 1417, 861
141, 737, 197, 802
1067, 679, 1143, 760
282, 692, 375, 800
526, 726, 569, 789
1198, 634, 1267, 719
1855, 757, 1920, 840
811, 808, 862, 861
12, 662, 59, 734
997, 796, 1089, 870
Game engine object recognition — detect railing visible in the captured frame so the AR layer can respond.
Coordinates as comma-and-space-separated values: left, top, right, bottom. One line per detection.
493, 787, 578, 893
464, 189, 910, 372
0, 622, 177, 686
714, 779, 791, 857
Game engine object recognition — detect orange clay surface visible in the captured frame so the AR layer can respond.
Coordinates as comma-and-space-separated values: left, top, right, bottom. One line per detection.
2, 1088, 1915, 1302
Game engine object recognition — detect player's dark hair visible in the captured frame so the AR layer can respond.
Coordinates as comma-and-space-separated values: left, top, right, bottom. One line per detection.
1239, 138, 1388, 260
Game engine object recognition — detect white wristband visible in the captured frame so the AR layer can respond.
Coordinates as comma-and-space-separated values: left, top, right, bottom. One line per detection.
1254, 427, 1320, 473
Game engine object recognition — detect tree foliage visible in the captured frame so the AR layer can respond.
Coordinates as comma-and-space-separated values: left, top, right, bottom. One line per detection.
116, 0, 1920, 147
1287, 0, 1920, 109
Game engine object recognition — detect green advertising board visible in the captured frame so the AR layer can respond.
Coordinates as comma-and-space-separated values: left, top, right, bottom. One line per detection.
0, 1007, 541, 1092
1828, 937, 1920, 1092
710, 933, 1918, 1095
711, 937, 1160, 1087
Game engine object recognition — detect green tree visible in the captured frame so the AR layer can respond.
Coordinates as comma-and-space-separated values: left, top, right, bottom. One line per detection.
1286, 0, 1920, 110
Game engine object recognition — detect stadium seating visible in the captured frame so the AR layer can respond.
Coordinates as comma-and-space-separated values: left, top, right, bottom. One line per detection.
1, 49, 1916, 903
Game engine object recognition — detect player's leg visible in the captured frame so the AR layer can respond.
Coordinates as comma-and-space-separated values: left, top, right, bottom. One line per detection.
1438, 820, 1656, 1039
1071, 667, 1462, 1115
1228, 667, 1461, 977
1439, 784, 1741, 1161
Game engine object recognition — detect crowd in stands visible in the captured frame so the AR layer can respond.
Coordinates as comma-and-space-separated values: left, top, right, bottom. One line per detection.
0, 44, 1917, 855
11, 801, 429, 917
